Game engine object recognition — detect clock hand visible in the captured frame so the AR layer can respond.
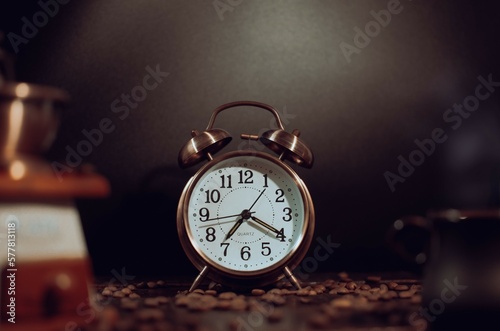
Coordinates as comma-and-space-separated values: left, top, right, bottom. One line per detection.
250, 216, 280, 235
247, 189, 266, 212
225, 218, 244, 240
202, 211, 255, 222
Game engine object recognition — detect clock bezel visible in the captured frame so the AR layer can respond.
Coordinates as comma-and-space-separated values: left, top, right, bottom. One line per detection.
177, 150, 315, 288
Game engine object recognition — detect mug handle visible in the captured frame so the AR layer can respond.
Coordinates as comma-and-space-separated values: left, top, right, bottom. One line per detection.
386, 216, 432, 265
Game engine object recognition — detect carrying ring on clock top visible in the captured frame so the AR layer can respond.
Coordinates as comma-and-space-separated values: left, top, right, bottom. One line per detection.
178, 101, 314, 169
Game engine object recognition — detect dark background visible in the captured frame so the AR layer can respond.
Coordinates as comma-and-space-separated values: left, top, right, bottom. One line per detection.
1, 0, 499, 277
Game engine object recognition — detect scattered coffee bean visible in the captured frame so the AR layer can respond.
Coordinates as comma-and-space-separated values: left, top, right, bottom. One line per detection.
156, 280, 166, 287
330, 298, 352, 309
337, 287, 350, 295
296, 288, 310, 296
272, 295, 286, 306
219, 292, 237, 300
300, 297, 311, 304
107, 286, 118, 292
388, 282, 399, 290
205, 289, 217, 296
127, 284, 136, 290
129, 293, 141, 299
394, 285, 410, 291
193, 289, 205, 294
113, 291, 125, 298
175, 295, 189, 307
216, 300, 232, 310
360, 284, 371, 290
338, 272, 349, 280
121, 288, 132, 295
399, 291, 413, 299
101, 289, 112, 296
230, 298, 247, 311
379, 284, 389, 294
346, 282, 357, 290
146, 281, 157, 289
251, 289, 266, 296
313, 284, 327, 293
136, 282, 146, 289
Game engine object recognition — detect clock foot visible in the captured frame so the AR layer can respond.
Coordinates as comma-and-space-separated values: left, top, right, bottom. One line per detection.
188, 266, 209, 292
283, 266, 302, 290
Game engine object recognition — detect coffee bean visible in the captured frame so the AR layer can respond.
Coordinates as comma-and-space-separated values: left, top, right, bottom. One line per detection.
360, 284, 371, 290
268, 288, 282, 295
230, 298, 247, 311
205, 290, 217, 296
101, 289, 113, 296
394, 285, 410, 291
388, 281, 399, 290
216, 300, 232, 310
188, 295, 217, 311
219, 292, 237, 300
268, 309, 284, 322
146, 281, 157, 289
127, 284, 136, 290
338, 271, 349, 280
300, 297, 312, 304
272, 295, 286, 306
399, 291, 413, 299
251, 289, 265, 296
136, 282, 146, 289
121, 288, 132, 295
309, 290, 318, 296
379, 284, 389, 294
346, 282, 357, 290
175, 295, 189, 307
330, 298, 352, 309
308, 313, 330, 329
129, 293, 141, 299
113, 291, 125, 298
107, 286, 118, 292
313, 284, 327, 293
156, 280, 166, 287
296, 288, 310, 296
337, 287, 350, 295
193, 289, 205, 294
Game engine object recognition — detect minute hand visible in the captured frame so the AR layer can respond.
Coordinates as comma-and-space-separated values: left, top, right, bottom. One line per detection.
250, 216, 280, 234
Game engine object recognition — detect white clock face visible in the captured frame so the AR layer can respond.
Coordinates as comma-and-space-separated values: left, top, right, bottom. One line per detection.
185, 154, 306, 273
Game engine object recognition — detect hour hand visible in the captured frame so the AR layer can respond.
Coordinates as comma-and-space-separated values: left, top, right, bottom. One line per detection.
250, 216, 280, 235
225, 218, 244, 240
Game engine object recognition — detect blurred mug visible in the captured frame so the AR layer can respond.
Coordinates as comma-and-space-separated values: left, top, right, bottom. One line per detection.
390, 209, 500, 330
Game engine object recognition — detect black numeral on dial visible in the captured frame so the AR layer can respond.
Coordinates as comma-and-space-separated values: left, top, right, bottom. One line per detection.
220, 242, 229, 256
275, 189, 285, 202
261, 242, 271, 256
220, 175, 232, 188
241, 246, 251, 260
276, 228, 286, 242
283, 207, 292, 222
205, 189, 220, 203
199, 208, 209, 221
238, 170, 254, 184
206, 227, 216, 242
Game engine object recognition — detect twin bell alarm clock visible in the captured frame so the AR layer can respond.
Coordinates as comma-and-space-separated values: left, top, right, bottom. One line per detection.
176, 101, 315, 291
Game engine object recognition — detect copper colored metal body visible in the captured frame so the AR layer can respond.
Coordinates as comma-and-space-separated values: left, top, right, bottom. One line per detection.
177, 101, 315, 290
